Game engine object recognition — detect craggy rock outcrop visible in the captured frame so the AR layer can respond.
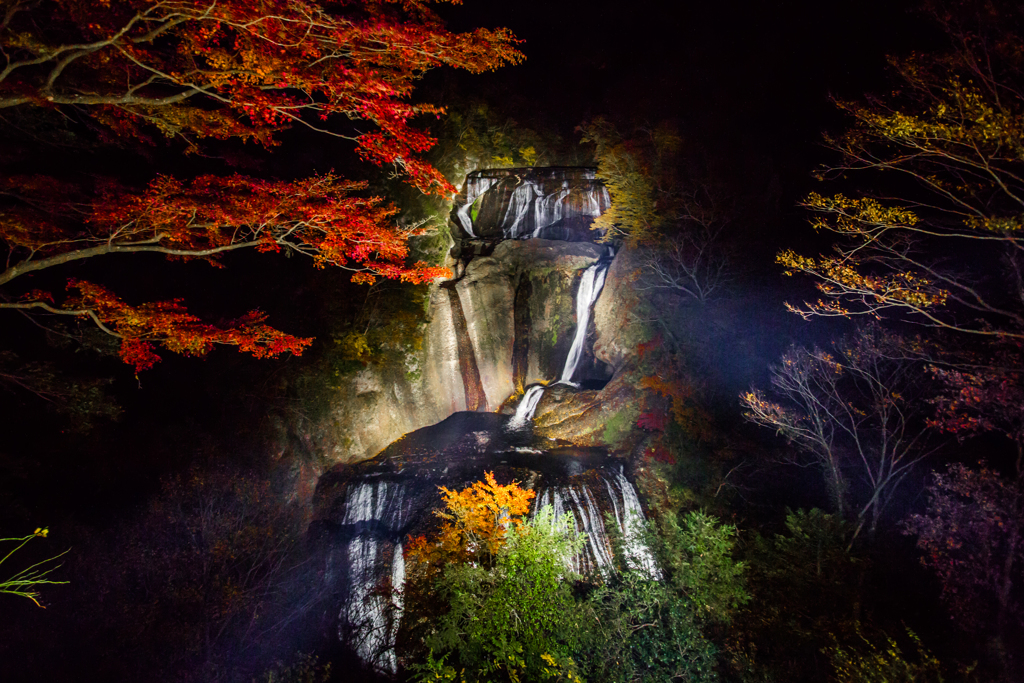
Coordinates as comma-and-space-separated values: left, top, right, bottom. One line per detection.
530, 371, 643, 453
527, 248, 649, 452
306, 239, 614, 465
593, 247, 647, 371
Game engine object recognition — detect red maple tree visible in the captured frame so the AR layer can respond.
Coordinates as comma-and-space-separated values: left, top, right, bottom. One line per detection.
0, 0, 523, 370
904, 463, 1023, 638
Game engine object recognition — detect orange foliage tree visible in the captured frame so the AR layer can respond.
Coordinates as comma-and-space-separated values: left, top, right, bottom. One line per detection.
0, 0, 522, 192
0, 0, 522, 370
406, 471, 535, 574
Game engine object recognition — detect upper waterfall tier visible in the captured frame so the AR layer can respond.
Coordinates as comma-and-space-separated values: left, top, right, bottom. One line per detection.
452, 167, 611, 242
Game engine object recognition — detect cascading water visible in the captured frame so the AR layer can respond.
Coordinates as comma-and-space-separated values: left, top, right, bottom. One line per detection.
453, 168, 610, 241
532, 482, 613, 575
507, 258, 611, 431
606, 472, 661, 578
559, 260, 610, 386
502, 177, 608, 239
529, 182, 572, 238
508, 384, 546, 429
502, 180, 543, 238
529, 467, 659, 577
455, 175, 499, 239
335, 480, 409, 674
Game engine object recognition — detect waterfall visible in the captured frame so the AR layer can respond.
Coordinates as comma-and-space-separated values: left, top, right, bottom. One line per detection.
605, 472, 660, 578
501, 179, 609, 239
453, 168, 610, 240
455, 176, 499, 238
327, 168, 648, 670
337, 480, 408, 674
502, 180, 543, 238
506, 258, 610, 429
558, 260, 609, 386
529, 182, 572, 238
509, 384, 546, 430
531, 469, 657, 577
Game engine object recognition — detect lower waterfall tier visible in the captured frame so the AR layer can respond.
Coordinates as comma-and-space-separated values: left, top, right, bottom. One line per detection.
310, 411, 655, 675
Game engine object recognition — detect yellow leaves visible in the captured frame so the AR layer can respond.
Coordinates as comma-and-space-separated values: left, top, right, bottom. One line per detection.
803, 193, 919, 229
838, 69, 1024, 162
964, 214, 1024, 234
579, 118, 660, 246
777, 249, 950, 318
407, 472, 535, 573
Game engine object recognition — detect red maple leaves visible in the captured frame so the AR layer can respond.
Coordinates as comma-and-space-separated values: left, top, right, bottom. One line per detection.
67, 280, 314, 371
0, 0, 520, 371
1, 0, 523, 193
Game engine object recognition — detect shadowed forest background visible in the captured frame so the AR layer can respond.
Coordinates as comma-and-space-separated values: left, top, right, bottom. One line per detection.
2, 0, 1023, 681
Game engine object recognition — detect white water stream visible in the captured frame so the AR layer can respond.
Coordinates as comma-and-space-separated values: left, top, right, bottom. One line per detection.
455, 176, 499, 238
531, 468, 659, 577
457, 171, 609, 239
559, 260, 609, 385
338, 480, 408, 674
508, 384, 546, 429
508, 259, 610, 430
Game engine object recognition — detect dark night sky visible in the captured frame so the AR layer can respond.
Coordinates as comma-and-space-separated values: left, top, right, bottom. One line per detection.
445, 0, 927, 152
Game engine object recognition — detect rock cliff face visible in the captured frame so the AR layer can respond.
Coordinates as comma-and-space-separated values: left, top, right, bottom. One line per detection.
284, 165, 655, 468
312, 238, 619, 464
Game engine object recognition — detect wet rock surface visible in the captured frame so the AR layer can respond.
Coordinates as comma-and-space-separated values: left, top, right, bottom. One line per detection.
309, 238, 614, 464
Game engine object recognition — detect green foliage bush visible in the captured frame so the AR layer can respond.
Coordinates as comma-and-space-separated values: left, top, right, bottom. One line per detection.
579, 509, 746, 683
730, 509, 863, 682
409, 506, 586, 683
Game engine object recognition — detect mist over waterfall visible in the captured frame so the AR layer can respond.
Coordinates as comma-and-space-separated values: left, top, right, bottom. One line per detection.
312, 167, 656, 678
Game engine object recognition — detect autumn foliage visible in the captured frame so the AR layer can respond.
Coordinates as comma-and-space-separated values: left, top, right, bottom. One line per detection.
406, 471, 535, 573
0, 0, 523, 193
0, 0, 522, 370
904, 462, 1024, 633
777, 4, 1024, 341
